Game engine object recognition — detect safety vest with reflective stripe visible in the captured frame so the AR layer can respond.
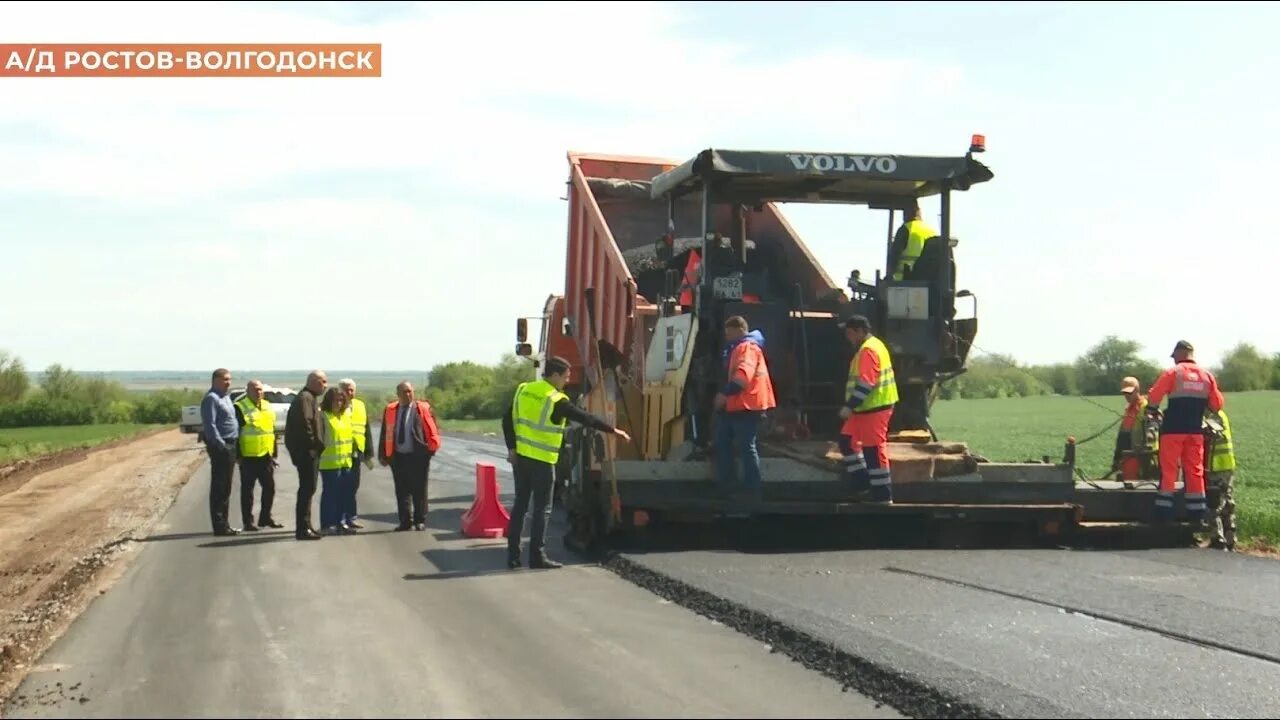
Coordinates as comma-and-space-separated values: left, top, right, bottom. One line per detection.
235, 395, 276, 458
345, 398, 368, 453
1209, 410, 1236, 473
848, 335, 899, 413
512, 379, 569, 465
892, 220, 937, 281
319, 410, 353, 470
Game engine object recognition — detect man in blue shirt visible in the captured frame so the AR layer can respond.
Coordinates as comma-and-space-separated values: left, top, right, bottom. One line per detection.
201, 368, 240, 536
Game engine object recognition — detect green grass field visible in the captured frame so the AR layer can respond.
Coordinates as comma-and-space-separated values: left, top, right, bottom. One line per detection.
0, 423, 165, 465
932, 390, 1280, 545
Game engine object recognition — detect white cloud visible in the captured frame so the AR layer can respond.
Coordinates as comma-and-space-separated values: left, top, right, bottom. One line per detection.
20, 2, 1270, 373
0, 1, 967, 206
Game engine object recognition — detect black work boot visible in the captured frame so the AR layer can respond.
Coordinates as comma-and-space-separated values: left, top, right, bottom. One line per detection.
507, 544, 522, 569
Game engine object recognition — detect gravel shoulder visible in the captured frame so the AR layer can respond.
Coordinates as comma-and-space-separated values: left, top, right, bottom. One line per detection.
0, 430, 205, 703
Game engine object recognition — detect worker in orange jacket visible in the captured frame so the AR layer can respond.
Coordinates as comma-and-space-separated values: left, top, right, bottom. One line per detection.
713, 315, 777, 500
839, 316, 898, 504
1145, 340, 1224, 523
1112, 376, 1157, 480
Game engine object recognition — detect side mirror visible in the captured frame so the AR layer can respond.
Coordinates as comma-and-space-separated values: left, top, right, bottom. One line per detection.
516, 343, 533, 357
517, 318, 528, 342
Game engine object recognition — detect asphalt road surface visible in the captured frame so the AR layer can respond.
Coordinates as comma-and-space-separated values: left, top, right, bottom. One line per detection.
2, 429, 898, 719
616, 529, 1280, 718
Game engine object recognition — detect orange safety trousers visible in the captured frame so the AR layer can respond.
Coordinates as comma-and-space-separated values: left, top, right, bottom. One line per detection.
1156, 433, 1207, 519
839, 408, 893, 503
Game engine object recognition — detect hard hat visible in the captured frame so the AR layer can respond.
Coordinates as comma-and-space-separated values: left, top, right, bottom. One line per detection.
1120, 376, 1140, 394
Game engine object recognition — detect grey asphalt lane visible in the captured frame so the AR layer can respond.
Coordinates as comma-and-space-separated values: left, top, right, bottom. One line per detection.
620, 541, 1280, 719
2, 428, 899, 719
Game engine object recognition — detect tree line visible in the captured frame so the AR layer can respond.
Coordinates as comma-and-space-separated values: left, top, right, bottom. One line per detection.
0, 353, 204, 428
0, 350, 537, 430
0, 337, 1275, 430
939, 337, 1280, 400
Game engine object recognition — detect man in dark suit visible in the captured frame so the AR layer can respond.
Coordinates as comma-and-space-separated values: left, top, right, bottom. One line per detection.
378, 381, 442, 531
284, 370, 327, 541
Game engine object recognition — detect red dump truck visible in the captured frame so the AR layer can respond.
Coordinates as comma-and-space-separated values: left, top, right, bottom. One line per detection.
515, 143, 1212, 550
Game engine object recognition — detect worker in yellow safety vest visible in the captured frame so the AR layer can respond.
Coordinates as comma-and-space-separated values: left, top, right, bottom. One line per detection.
888, 201, 939, 281
502, 356, 630, 570
235, 380, 282, 532
340, 378, 375, 530
1204, 409, 1237, 551
317, 387, 355, 535
838, 315, 898, 504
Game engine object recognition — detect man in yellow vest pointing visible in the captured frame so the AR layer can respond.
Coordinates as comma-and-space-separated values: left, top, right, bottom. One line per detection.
340, 378, 375, 530
235, 379, 282, 532
502, 356, 630, 570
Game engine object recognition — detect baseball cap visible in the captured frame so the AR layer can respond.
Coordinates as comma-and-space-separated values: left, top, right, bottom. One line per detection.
1119, 376, 1140, 394
1171, 340, 1194, 357
842, 315, 871, 331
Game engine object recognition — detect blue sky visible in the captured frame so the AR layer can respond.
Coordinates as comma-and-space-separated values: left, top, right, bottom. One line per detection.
1, 0, 1276, 372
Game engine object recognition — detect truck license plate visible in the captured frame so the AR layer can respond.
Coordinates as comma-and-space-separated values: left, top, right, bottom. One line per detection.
713, 275, 743, 300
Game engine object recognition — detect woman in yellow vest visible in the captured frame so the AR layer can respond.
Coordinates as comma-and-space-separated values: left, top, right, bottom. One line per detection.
317, 387, 356, 535
339, 378, 375, 530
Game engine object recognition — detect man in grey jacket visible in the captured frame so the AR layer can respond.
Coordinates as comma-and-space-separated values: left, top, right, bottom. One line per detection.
284, 370, 327, 541
201, 368, 240, 536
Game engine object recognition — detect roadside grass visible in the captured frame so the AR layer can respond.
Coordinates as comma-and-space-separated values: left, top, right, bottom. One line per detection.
0, 423, 166, 465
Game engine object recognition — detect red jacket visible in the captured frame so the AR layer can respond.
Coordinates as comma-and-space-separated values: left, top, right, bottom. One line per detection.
381, 400, 442, 458
1147, 361, 1224, 435
723, 336, 777, 413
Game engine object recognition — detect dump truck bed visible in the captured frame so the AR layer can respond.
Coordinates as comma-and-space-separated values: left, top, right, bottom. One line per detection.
563, 151, 845, 395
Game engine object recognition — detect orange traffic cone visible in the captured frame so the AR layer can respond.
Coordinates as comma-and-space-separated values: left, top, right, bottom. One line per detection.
461, 461, 510, 538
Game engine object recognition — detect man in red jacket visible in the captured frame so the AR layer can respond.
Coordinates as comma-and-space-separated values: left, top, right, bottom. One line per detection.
713, 315, 777, 500
378, 381, 443, 531
1145, 340, 1224, 523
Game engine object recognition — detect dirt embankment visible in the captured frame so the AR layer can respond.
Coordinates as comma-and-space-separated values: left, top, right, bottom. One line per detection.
0, 430, 206, 706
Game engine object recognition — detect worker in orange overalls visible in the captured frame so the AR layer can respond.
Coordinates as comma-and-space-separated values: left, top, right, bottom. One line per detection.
713, 315, 777, 500
838, 315, 898, 504
1112, 376, 1156, 480
1145, 340, 1224, 523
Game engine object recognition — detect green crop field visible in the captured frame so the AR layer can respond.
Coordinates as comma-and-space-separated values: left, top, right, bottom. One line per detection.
933, 390, 1280, 545
0, 423, 165, 465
